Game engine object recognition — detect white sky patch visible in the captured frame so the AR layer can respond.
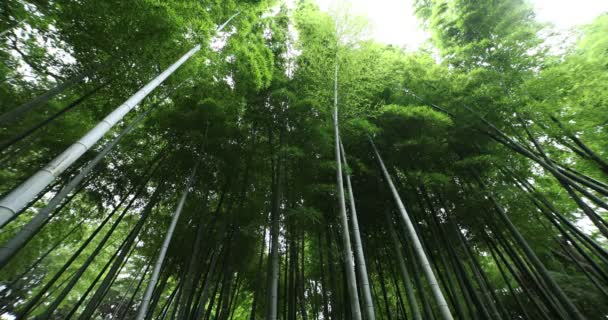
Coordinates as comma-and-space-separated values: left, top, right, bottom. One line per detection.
316, 0, 428, 49
533, 0, 608, 30
308, 0, 608, 50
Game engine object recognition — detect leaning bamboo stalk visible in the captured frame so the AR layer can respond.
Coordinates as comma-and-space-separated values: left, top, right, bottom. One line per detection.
370, 137, 454, 320
0, 48, 196, 226
0, 19, 25, 39
15, 171, 151, 318
0, 12, 241, 227
0, 63, 105, 126
484, 189, 585, 320
135, 163, 199, 320
0, 101, 162, 268
386, 210, 422, 320
77, 183, 164, 319
0, 81, 109, 152
339, 138, 375, 320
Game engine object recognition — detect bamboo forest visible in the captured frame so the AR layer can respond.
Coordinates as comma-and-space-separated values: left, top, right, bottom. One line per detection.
1, 0, 608, 318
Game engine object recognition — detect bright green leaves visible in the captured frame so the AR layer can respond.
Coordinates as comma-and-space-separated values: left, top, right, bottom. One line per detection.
222, 6, 277, 94
232, 42, 274, 91
2, 1, 608, 318
577, 14, 608, 65
377, 104, 452, 137
422, 0, 542, 72
514, 14, 608, 174
343, 118, 379, 140
372, 104, 454, 173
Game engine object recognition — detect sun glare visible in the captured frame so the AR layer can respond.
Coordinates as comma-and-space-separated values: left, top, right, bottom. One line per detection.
312, 0, 608, 49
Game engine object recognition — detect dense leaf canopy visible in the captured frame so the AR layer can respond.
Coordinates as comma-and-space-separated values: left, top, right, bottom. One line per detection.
0, 0, 607, 319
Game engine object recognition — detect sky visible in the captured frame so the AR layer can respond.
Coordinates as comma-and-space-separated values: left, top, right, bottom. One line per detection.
312, 0, 608, 49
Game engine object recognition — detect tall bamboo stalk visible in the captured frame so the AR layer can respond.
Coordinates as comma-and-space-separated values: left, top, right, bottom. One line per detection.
0, 19, 25, 39
386, 210, 422, 320
135, 163, 199, 320
484, 189, 586, 320
0, 81, 109, 152
266, 130, 283, 320
332, 61, 362, 319
369, 137, 453, 320
77, 182, 164, 319
0, 12, 240, 227
339, 138, 375, 320
0, 101, 161, 268
15, 172, 150, 318
0, 62, 102, 126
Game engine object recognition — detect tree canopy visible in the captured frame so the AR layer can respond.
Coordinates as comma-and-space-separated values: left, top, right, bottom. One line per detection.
0, 0, 607, 319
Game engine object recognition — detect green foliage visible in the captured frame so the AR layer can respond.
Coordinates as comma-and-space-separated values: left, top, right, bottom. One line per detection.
1, 1, 608, 319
